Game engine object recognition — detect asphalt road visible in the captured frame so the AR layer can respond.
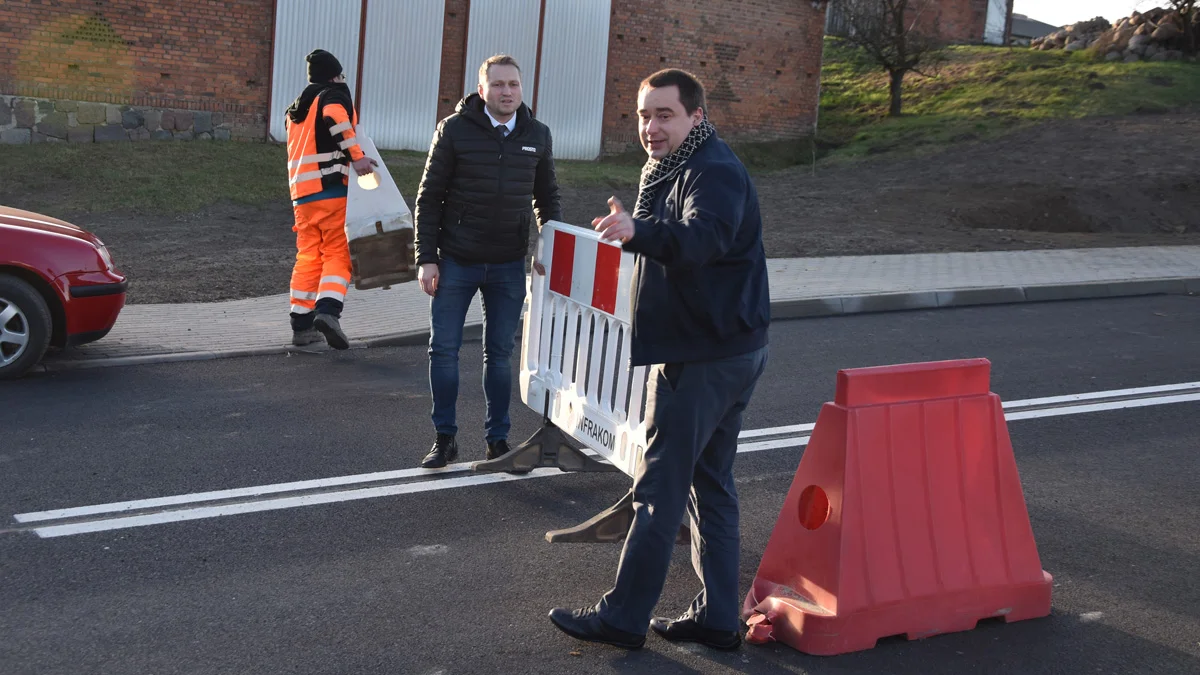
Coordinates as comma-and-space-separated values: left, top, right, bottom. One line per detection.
1, 295, 1198, 675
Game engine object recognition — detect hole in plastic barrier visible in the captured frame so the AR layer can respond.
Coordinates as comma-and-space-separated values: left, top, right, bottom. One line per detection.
797, 485, 830, 530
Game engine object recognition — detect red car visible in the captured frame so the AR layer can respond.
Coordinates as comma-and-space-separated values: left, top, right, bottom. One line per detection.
0, 205, 127, 379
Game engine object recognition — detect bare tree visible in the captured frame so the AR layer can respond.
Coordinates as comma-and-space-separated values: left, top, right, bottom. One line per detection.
1165, 0, 1198, 53
834, 0, 947, 117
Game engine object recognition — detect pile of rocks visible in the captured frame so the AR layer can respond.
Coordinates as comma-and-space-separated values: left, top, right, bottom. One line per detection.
1032, 16, 1112, 52
1032, 7, 1199, 62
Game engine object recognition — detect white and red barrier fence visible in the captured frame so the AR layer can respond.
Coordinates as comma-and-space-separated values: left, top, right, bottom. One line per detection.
517, 220, 650, 478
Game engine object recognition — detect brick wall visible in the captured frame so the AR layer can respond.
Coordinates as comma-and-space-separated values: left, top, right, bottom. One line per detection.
829, 1, 1007, 45
600, 0, 828, 154
2, 0, 833, 152
934, 0, 991, 43
0, 0, 273, 131
437, 0, 470, 123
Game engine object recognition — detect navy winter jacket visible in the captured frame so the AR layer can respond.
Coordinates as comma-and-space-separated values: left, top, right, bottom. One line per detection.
624, 134, 771, 366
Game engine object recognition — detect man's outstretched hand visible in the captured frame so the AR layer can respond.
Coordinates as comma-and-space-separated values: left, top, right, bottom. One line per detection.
593, 196, 634, 244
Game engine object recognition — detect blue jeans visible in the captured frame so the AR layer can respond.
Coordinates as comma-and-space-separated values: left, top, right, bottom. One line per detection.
596, 346, 769, 635
428, 257, 526, 442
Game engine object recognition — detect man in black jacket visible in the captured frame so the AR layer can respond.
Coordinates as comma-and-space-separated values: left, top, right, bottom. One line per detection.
414, 54, 561, 468
548, 70, 770, 651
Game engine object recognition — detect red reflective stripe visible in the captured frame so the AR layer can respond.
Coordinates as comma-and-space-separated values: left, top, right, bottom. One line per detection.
592, 244, 621, 314
549, 231, 575, 297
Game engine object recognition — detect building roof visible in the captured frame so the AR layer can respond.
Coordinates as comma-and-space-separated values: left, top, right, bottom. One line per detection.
1010, 14, 1061, 39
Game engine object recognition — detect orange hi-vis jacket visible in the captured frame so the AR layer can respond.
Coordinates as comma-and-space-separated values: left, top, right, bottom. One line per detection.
286, 94, 366, 201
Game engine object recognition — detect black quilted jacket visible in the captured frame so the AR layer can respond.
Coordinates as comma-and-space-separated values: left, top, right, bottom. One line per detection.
414, 94, 561, 265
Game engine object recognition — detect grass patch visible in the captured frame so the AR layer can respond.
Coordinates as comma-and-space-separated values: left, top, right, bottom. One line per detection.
0, 136, 805, 218
1, 142, 288, 215
819, 38, 1200, 159
0, 140, 646, 217
730, 138, 820, 171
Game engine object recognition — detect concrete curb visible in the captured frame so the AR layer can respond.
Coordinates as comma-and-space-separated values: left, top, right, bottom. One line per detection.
773, 278, 1197, 320
42, 277, 1200, 372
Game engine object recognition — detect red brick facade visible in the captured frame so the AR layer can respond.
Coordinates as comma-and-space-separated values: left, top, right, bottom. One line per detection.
0, 0, 272, 130
829, 1, 1013, 46
597, 0, 827, 153
2, 0, 829, 151
933, 0, 991, 43
436, 0, 470, 123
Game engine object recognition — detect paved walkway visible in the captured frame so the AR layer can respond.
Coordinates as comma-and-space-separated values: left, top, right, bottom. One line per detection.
47, 246, 1200, 368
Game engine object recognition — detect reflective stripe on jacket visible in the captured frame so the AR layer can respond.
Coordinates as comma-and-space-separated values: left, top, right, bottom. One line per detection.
286, 97, 365, 201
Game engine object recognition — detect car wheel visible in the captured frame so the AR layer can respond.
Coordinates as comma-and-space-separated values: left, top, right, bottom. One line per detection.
0, 274, 53, 380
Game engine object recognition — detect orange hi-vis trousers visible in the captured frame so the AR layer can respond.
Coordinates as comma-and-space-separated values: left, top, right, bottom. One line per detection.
290, 196, 351, 328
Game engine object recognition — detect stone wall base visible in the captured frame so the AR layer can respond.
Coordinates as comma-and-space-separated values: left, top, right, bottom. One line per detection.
0, 95, 266, 144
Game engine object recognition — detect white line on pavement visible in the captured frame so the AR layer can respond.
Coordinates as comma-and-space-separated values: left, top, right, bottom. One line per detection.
13, 382, 1200, 538
1000, 381, 1200, 409
739, 423, 814, 439
31, 471, 563, 538
735, 380, 1200, 439
1004, 392, 1200, 421
14, 464, 473, 523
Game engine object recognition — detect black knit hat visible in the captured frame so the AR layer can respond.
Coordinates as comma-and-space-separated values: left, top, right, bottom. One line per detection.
306, 49, 343, 83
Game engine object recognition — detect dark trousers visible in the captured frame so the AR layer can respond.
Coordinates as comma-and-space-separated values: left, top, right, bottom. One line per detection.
428, 256, 526, 442
596, 345, 768, 635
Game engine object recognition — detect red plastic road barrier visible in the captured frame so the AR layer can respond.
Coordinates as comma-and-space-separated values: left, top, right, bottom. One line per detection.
742, 358, 1052, 655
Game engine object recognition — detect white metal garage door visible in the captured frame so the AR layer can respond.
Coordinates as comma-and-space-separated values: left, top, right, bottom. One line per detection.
358, 0, 446, 151
535, 0, 611, 160
984, 0, 1010, 45
462, 0, 542, 98
463, 0, 611, 160
268, 0, 363, 143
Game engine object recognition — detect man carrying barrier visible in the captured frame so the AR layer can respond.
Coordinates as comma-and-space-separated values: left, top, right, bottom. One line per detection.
474, 68, 770, 650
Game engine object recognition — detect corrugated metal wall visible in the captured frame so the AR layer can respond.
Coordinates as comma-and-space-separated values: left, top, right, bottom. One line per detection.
270, 0, 613, 156
535, 0, 611, 160
268, 0, 363, 142
825, 1, 852, 38
358, 0, 445, 151
984, 0, 1009, 45
462, 0, 541, 97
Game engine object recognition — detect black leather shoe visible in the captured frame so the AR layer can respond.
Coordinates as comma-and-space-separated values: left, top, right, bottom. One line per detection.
650, 615, 741, 650
485, 439, 510, 460
313, 314, 350, 350
421, 434, 458, 468
548, 606, 645, 650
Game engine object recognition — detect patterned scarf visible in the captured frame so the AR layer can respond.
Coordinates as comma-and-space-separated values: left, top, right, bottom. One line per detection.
633, 116, 716, 219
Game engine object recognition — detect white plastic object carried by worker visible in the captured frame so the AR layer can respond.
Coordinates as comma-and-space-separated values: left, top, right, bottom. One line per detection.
344, 130, 417, 290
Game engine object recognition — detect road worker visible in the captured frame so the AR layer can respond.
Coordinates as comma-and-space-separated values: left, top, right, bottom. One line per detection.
284, 49, 377, 349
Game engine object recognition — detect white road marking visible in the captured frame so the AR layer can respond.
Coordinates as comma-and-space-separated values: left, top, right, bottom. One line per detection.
1000, 381, 1200, 409
737, 436, 812, 453
738, 423, 814, 439
1005, 392, 1200, 421
13, 463, 474, 523
735, 380, 1200, 439
30, 471, 563, 538
12, 382, 1200, 538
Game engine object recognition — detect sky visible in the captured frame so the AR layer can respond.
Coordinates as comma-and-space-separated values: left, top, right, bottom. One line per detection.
1012, 0, 1169, 27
